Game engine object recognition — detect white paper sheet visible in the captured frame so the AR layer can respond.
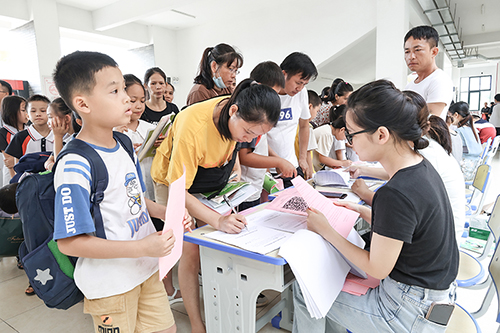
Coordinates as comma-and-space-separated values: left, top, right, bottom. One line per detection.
279, 229, 351, 319
245, 209, 307, 233
205, 225, 292, 255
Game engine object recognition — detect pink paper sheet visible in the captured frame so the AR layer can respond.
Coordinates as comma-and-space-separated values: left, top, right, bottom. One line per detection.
265, 187, 308, 216
292, 177, 359, 238
346, 272, 380, 289
342, 280, 369, 295
159, 170, 186, 280
341, 273, 380, 296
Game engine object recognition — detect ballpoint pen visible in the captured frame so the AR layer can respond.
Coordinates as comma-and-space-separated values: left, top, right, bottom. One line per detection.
223, 194, 248, 231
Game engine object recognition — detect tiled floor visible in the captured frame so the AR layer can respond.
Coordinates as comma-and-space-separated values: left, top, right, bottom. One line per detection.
1, 155, 500, 333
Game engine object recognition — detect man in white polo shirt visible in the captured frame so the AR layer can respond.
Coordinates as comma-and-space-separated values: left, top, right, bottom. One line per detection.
404, 25, 453, 119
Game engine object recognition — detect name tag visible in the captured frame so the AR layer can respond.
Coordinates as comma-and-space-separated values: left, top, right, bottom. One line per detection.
279, 108, 293, 121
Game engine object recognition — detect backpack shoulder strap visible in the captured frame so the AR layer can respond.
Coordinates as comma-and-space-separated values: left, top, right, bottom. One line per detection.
113, 131, 135, 163
53, 139, 108, 239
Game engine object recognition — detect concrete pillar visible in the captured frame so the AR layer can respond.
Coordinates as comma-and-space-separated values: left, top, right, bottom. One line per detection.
451, 66, 460, 102
375, 0, 410, 89
149, 26, 178, 84
28, 0, 61, 97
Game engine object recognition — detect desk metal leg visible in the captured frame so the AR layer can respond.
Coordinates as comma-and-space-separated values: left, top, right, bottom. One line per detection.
200, 246, 293, 332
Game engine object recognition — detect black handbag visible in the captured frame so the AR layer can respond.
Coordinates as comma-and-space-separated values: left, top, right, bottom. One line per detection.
0, 216, 23, 257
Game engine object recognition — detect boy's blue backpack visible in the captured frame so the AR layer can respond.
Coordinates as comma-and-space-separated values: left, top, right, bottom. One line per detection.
16, 132, 134, 310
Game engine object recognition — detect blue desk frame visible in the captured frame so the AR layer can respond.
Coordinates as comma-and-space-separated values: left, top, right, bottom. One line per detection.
184, 226, 294, 333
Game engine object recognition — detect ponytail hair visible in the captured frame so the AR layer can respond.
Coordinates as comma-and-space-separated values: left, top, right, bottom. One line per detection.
193, 43, 243, 90
326, 78, 353, 103
330, 115, 346, 129
428, 115, 452, 155
347, 80, 429, 152
449, 101, 479, 143
329, 104, 346, 124
320, 86, 330, 103
216, 78, 280, 141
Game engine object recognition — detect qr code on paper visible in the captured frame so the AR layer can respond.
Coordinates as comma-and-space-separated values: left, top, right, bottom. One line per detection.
282, 196, 308, 213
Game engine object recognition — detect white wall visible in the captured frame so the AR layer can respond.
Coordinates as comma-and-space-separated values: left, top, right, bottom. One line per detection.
174, 0, 378, 106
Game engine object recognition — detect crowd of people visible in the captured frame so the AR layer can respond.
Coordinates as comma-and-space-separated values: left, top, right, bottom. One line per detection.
0, 24, 497, 333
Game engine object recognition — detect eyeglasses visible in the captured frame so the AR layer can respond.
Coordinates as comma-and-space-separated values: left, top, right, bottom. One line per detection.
228, 67, 240, 75
345, 128, 371, 145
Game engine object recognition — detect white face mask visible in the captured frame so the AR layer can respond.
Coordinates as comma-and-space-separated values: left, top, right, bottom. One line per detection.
212, 71, 226, 89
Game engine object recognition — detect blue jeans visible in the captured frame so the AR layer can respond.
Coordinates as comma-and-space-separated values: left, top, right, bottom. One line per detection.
292, 276, 456, 333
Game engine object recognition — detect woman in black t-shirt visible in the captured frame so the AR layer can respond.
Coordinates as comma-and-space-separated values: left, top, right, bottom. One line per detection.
141, 67, 179, 125
293, 80, 459, 333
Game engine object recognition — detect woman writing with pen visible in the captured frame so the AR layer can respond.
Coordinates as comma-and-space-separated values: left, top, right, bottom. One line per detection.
151, 78, 281, 332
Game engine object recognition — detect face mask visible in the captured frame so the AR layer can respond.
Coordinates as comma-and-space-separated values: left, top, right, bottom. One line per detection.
212, 74, 226, 89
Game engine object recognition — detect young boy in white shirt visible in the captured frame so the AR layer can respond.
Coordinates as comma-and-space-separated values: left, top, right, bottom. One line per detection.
52, 51, 191, 333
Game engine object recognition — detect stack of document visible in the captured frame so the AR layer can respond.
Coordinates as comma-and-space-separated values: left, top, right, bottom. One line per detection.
201, 181, 250, 204
313, 169, 350, 187
194, 184, 259, 214
279, 228, 367, 319
204, 209, 306, 254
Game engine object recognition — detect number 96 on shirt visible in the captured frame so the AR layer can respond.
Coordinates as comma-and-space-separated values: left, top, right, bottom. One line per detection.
279, 108, 293, 121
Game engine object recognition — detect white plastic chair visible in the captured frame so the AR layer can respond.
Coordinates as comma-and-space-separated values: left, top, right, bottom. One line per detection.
484, 135, 500, 166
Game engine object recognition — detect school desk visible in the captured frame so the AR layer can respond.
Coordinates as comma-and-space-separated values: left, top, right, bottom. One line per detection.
184, 224, 294, 333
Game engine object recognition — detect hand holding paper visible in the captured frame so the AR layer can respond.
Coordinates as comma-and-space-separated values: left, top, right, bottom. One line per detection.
159, 168, 187, 281
292, 176, 359, 238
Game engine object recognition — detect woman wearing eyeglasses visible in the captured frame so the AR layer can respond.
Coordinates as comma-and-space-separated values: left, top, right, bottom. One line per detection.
186, 43, 243, 106
293, 80, 458, 332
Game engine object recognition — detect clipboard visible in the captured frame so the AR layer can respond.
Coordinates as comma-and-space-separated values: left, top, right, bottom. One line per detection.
137, 113, 175, 161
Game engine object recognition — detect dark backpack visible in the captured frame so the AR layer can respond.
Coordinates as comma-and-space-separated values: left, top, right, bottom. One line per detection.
11, 152, 52, 183
16, 132, 134, 309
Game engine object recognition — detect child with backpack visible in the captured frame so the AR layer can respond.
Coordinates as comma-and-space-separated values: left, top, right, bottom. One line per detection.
0, 95, 28, 185
51, 51, 191, 333
5, 94, 54, 179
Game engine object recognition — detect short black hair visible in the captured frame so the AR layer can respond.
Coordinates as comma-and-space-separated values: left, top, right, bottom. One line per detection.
0, 80, 12, 95
280, 52, 318, 81
250, 61, 285, 89
404, 25, 439, 48
307, 90, 321, 107
27, 94, 50, 105
495, 94, 500, 102
53, 51, 118, 111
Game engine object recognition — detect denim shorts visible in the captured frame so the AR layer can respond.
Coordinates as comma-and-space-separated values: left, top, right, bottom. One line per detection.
292, 276, 456, 333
